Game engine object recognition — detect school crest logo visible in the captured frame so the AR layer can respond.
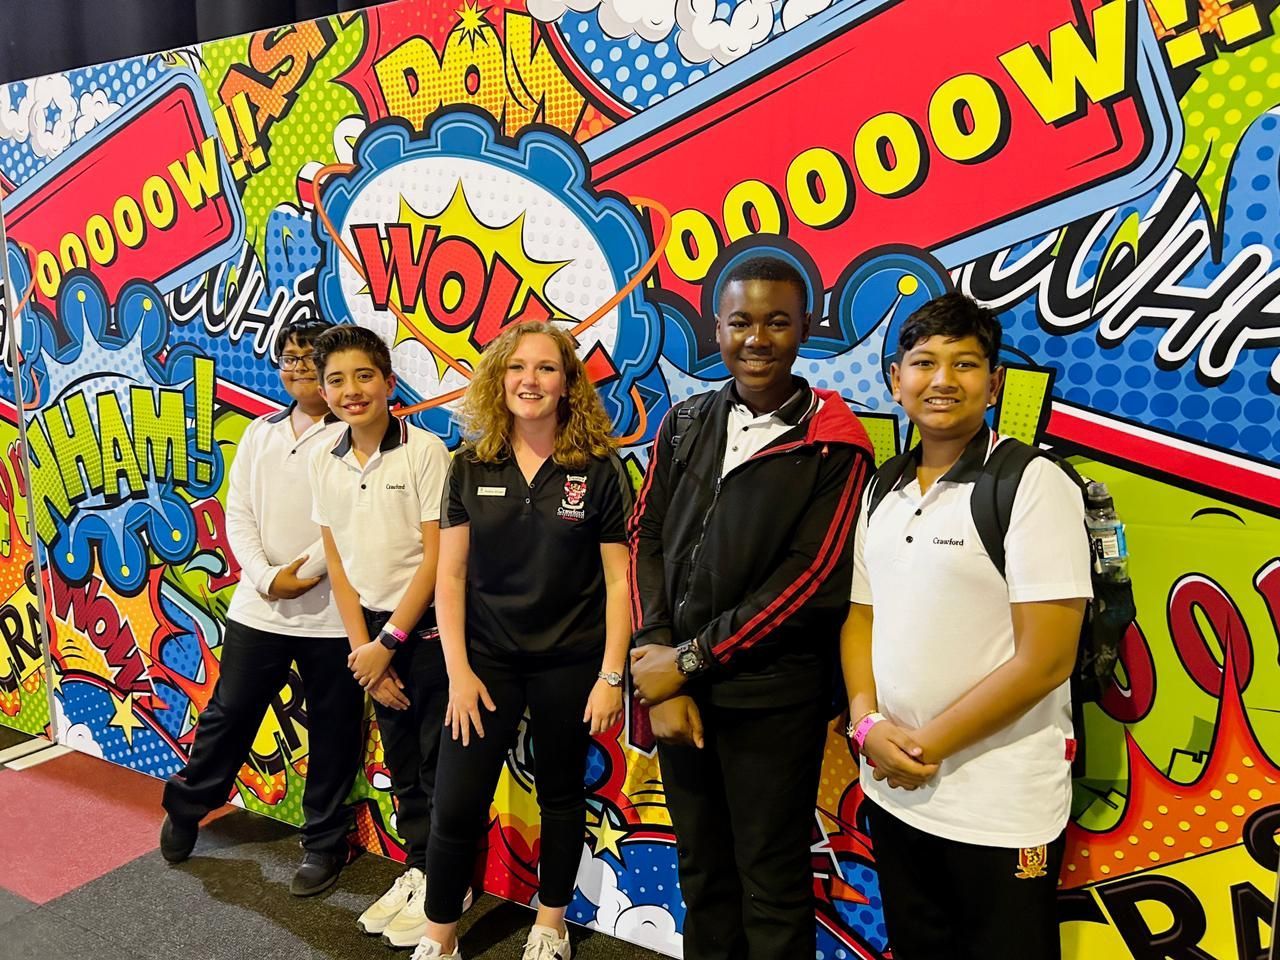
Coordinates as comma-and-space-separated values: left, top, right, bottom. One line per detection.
558, 474, 588, 521
1015, 844, 1048, 880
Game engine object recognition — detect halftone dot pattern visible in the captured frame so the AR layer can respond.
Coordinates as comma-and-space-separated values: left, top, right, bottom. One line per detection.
620, 842, 685, 921
559, 11, 720, 110
855, 414, 899, 466
832, 861, 888, 950
150, 679, 193, 743
0, 57, 163, 184
56, 683, 182, 778
264, 205, 322, 293
583, 739, 606, 786
992, 151, 1279, 462
567, 891, 600, 926
197, 16, 365, 249
1175, 6, 1280, 222
1, 676, 48, 735
998, 368, 1052, 444
236, 757, 307, 825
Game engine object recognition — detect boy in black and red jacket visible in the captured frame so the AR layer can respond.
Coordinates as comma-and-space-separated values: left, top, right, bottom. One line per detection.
630, 255, 874, 960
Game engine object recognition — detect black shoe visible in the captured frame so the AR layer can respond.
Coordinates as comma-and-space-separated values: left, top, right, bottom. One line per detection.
159, 814, 198, 863
290, 850, 343, 897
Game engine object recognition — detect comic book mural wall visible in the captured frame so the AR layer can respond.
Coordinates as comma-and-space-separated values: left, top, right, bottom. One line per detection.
0, 0, 1276, 955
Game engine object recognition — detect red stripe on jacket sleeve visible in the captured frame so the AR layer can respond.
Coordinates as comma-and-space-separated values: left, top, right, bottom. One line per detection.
710, 455, 866, 661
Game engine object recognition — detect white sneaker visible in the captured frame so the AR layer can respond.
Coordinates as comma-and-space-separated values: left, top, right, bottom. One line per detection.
410, 937, 461, 960
358, 868, 425, 935
384, 885, 474, 949
522, 924, 571, 959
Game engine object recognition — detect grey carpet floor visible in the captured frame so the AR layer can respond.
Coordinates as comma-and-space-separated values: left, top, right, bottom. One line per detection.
0, 725, 667, 960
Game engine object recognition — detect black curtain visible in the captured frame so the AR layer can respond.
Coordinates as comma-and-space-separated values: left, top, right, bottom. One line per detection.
0, 0, 390, 84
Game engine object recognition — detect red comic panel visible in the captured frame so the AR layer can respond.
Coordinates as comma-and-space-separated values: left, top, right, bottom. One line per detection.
589, 0, 1178, 305
336, 0, 602, 140
3, 72, 244, 320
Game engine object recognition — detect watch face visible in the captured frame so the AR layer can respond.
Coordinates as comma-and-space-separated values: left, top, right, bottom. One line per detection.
678, 648, 701, 674
601, 671, 623, 686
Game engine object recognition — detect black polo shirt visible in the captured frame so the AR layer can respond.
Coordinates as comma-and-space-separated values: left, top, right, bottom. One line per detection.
441, 448, 631, 660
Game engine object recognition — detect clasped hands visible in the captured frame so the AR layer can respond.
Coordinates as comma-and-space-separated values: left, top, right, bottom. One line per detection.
858, 718, 940, 790
348, 639, 409, 711
629, 645, 706, 750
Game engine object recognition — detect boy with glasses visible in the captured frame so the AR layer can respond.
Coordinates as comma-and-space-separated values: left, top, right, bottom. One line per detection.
160, 318, 364, 897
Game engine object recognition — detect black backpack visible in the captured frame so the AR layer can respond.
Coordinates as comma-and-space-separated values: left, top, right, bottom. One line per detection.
866, 436, 1136, 773
667, 392, 715, 486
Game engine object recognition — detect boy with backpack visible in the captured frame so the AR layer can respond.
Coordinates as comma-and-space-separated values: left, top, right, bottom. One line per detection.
840, 293, 1092, 959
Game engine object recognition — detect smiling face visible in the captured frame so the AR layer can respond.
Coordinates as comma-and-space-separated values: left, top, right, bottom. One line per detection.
319, 347, 396, 430
279, 334, 324, 410
503, 332, 567, 425
715, 278, 810, 414
891, 334, 1004, 444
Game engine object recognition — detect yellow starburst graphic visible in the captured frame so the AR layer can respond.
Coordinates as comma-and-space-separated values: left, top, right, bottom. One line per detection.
368, 181, 572, 380
455, 1, 494, 48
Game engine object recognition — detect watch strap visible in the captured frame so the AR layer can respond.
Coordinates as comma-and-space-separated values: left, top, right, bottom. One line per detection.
675, 639, 708, 675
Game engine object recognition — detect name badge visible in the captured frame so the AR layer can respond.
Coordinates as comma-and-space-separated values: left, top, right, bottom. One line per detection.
477, 486, 507, 497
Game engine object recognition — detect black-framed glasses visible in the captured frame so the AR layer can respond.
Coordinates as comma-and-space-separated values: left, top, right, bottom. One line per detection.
280, 353, 317, 370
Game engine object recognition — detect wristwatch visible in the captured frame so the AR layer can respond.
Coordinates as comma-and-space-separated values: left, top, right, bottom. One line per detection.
674, 639, 708, 676
598, 670, 623, 687
377, 630, 399, 650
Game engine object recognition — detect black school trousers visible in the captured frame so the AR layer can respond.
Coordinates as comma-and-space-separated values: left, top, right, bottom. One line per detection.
863, 798, 1066, 960
162, 620, 363, 854
425, 649, 599, 923
363, 609, 451, 872
656, 694, 829, 960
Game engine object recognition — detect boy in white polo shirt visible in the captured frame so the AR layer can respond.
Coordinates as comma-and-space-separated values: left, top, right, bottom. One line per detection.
160, 318, 363, 897
841, 293, 1092, 959
307, 325, 454, 949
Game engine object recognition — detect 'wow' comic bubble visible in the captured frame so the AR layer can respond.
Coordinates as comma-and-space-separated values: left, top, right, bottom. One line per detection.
314, 111, 662, 441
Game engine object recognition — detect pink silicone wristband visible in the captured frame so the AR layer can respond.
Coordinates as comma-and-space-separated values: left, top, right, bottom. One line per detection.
384, 623, 409, 644
852, 712, 885, 750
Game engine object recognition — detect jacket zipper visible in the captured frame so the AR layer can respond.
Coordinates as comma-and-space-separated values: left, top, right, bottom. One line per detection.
672, 438, 810, 634
675, 472, 722, 630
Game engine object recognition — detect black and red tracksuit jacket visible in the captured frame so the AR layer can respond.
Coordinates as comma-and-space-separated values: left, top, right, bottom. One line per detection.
628, 379, 874, 708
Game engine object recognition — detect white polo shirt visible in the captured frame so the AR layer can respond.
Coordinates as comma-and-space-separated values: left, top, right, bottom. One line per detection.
309, 415, 450, 613
851, 427, 1092, 847
225, 405, 346, 638
721, 383, 821, 476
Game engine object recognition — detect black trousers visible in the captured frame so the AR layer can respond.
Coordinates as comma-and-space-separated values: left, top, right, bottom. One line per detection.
162, 620, 363, 854
657, 696, 828, 960
863, 798, 1066, 960
425, 651, 598, 923
364, 609, 451, 872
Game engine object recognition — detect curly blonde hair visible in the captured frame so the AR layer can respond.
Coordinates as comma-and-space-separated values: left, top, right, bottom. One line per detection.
460, 321, 616, 468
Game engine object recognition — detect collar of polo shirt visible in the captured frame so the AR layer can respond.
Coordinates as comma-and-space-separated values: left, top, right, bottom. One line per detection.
728, 376, 814, 424
266, 401, 340, 425
886, 423, 994, 492
331, 410, 408, 458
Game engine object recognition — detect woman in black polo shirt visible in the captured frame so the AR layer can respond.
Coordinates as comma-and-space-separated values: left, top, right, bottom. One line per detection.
416, 321, 631, 960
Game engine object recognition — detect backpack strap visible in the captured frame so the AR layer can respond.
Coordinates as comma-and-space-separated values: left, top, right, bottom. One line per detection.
970, 438, 1045, 580
866, 449, 918, 521
667, 391, 715, 488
